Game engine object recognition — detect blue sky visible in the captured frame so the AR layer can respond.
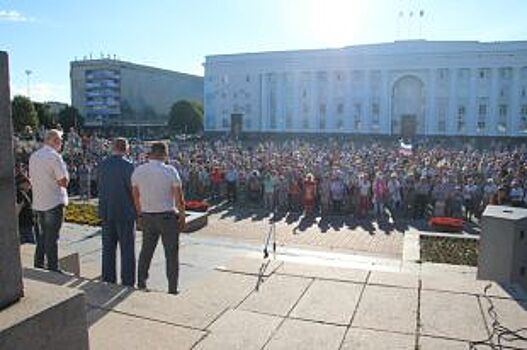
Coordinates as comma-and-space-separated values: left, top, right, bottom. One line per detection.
1, 0, 526, 103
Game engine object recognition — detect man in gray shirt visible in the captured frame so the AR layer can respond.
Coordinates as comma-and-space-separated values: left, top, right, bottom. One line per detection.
132, 142, 186, 294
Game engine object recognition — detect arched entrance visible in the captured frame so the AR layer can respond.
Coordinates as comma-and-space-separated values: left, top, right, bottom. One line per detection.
391, 76, 426, 137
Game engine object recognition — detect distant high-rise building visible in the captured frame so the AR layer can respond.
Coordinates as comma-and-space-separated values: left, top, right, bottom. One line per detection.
204, 40, 527, 137
70, 58, 203, 127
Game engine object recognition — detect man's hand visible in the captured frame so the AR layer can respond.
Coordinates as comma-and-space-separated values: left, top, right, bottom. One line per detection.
177, 213, 186, 231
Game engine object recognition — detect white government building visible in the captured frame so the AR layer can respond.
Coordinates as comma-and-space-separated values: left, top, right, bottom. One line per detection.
204, 40, 527, 137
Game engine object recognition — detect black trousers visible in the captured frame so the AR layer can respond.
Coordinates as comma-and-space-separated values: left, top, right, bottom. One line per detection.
138, 212, 180, 294
102, 219, 136, 286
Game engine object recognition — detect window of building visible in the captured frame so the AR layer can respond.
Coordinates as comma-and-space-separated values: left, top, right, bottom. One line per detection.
521, 105, 527, 133
438, 69, 448, 80
337, 119, 344, 130
372, 103, 380, 116
319, 103, 327, 115
337, 103, 344, 114
522, 87, 526, 98
500, 67, 512, 80
233, 92, 237, 99
457, 105, 466, 132
479, 69, 485, 79
319, 116, 326, 130
246, 75, 250, 83
479, 104, 487, 116
221, 75, 229, 84
499, 104, 508, 118
477, 121, 486, 132
302, 89, 307, 98
303, 117, 309, 129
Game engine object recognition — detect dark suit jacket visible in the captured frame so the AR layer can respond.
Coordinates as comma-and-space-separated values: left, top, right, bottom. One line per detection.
98, 155, 136, 222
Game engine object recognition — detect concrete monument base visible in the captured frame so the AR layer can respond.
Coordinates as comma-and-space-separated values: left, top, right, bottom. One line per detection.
0, 279, 89, 350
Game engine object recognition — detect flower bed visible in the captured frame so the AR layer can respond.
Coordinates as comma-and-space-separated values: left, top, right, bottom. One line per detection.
420, 235, 479, 266
65, 203, 101, 226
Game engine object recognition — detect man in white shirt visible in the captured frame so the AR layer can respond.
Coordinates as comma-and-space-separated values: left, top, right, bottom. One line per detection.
132, 142, 186, 294
29, 129, 69, 271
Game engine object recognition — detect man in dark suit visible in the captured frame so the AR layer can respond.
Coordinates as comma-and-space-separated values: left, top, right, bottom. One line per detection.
98, 138, 136, 286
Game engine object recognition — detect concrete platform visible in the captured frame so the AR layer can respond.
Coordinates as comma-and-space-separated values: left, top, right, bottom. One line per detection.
195, 309, 281, 350
290, 279, 363, 325
265, 318, 346, 350
353, 285, 417, 334
240, 274, 312, 316
276, 262, 369, 283
341, 328, 415, 349
0, 279, 88, 350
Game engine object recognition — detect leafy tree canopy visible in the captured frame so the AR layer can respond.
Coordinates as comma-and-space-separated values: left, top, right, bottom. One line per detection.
167, 100, 203, 134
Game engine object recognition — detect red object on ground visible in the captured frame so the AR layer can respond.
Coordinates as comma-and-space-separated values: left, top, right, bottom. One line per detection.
428, 217, 465, 232
185, 200, 209, 212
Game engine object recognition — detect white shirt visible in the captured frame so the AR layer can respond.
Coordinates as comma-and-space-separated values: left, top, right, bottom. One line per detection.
29, 145, 69, 211
131, 160, 182, 213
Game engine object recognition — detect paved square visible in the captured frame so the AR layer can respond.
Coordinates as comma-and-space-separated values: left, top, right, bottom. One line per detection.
290, 279, 363, 325
195, 309, 281, 350
277, 262, 368, 283
240, 274, 312, 317
419, 336, 470, 350
353, 285, 417, 334
89, 309, 205, 350
265, 318, 346, 350
341, 328, 415, 350
420, 290, 488, 341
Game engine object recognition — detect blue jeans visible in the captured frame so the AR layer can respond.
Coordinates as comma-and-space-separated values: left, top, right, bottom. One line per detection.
35, 205, 64, 271
102, 219, 136, 286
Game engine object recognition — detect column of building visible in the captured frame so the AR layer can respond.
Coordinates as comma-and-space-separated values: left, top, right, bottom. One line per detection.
510, 67, 521, 137
447, 68, 458, 135
468, 68, 478, 136
260, 72, 268, 131
310, 72, 317, 132
426, 69, 437, 135
277, 72, 285, 131
363, 70, 371, 133
380, 70, 390, 135
327, 71, 335, 131
292, 72, 300, 132
489, 67, 499, 137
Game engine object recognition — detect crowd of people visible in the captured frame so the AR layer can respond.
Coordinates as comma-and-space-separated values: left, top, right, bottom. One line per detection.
14, 129, 527, 225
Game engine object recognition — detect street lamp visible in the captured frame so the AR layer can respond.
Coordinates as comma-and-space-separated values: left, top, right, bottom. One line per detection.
25, 69, 32, 99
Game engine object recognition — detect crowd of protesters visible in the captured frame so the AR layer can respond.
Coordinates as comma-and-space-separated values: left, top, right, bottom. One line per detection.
14, 128, 527, 228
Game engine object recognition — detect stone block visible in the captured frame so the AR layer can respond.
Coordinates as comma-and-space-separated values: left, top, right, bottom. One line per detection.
195, 309, 281, 350
266, 318, 346, 350
240, 274, 312, 316
215, 256, 282, 277
290, 280, 362, 325
277, 262, 368, 283
420, 290, 488, 341
0, 279, 88, 350
368, 271, 419, 289
89, 308, 205, 350
341, 328, 415, 349
479, 298, 527, 349
353, 285, 417, 334
0, 51, 22, 310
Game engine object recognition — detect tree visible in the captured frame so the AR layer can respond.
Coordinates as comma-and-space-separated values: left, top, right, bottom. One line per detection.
11, 95, 38, 133
34, 102, 56, 129
58, 106, 84, 131
167, 100, 203, 134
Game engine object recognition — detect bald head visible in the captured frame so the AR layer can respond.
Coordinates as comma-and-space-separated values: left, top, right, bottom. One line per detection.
44, 129, 63, 151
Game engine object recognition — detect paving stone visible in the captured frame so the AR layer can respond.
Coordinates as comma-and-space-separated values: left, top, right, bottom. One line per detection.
368, 271, 419, 289
341, 328, 415, 349
112, 272, 255, 329
77, 280, 134, 308
240, 274, 312, 317
353, 285, 417, 334
420, 290, 488, 341
419, 336, 470, 349
195, 309, 281, 350
277, 262, 368, 283
215, 256, 283, 277
89, 309, 205, 350
421, 274, 523, 299
290, 280, 363, 325
265, 318, 346, 350
479, 298, 527, 349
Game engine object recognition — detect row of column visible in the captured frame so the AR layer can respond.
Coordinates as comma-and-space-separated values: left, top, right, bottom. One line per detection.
257, 67, 523, 136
